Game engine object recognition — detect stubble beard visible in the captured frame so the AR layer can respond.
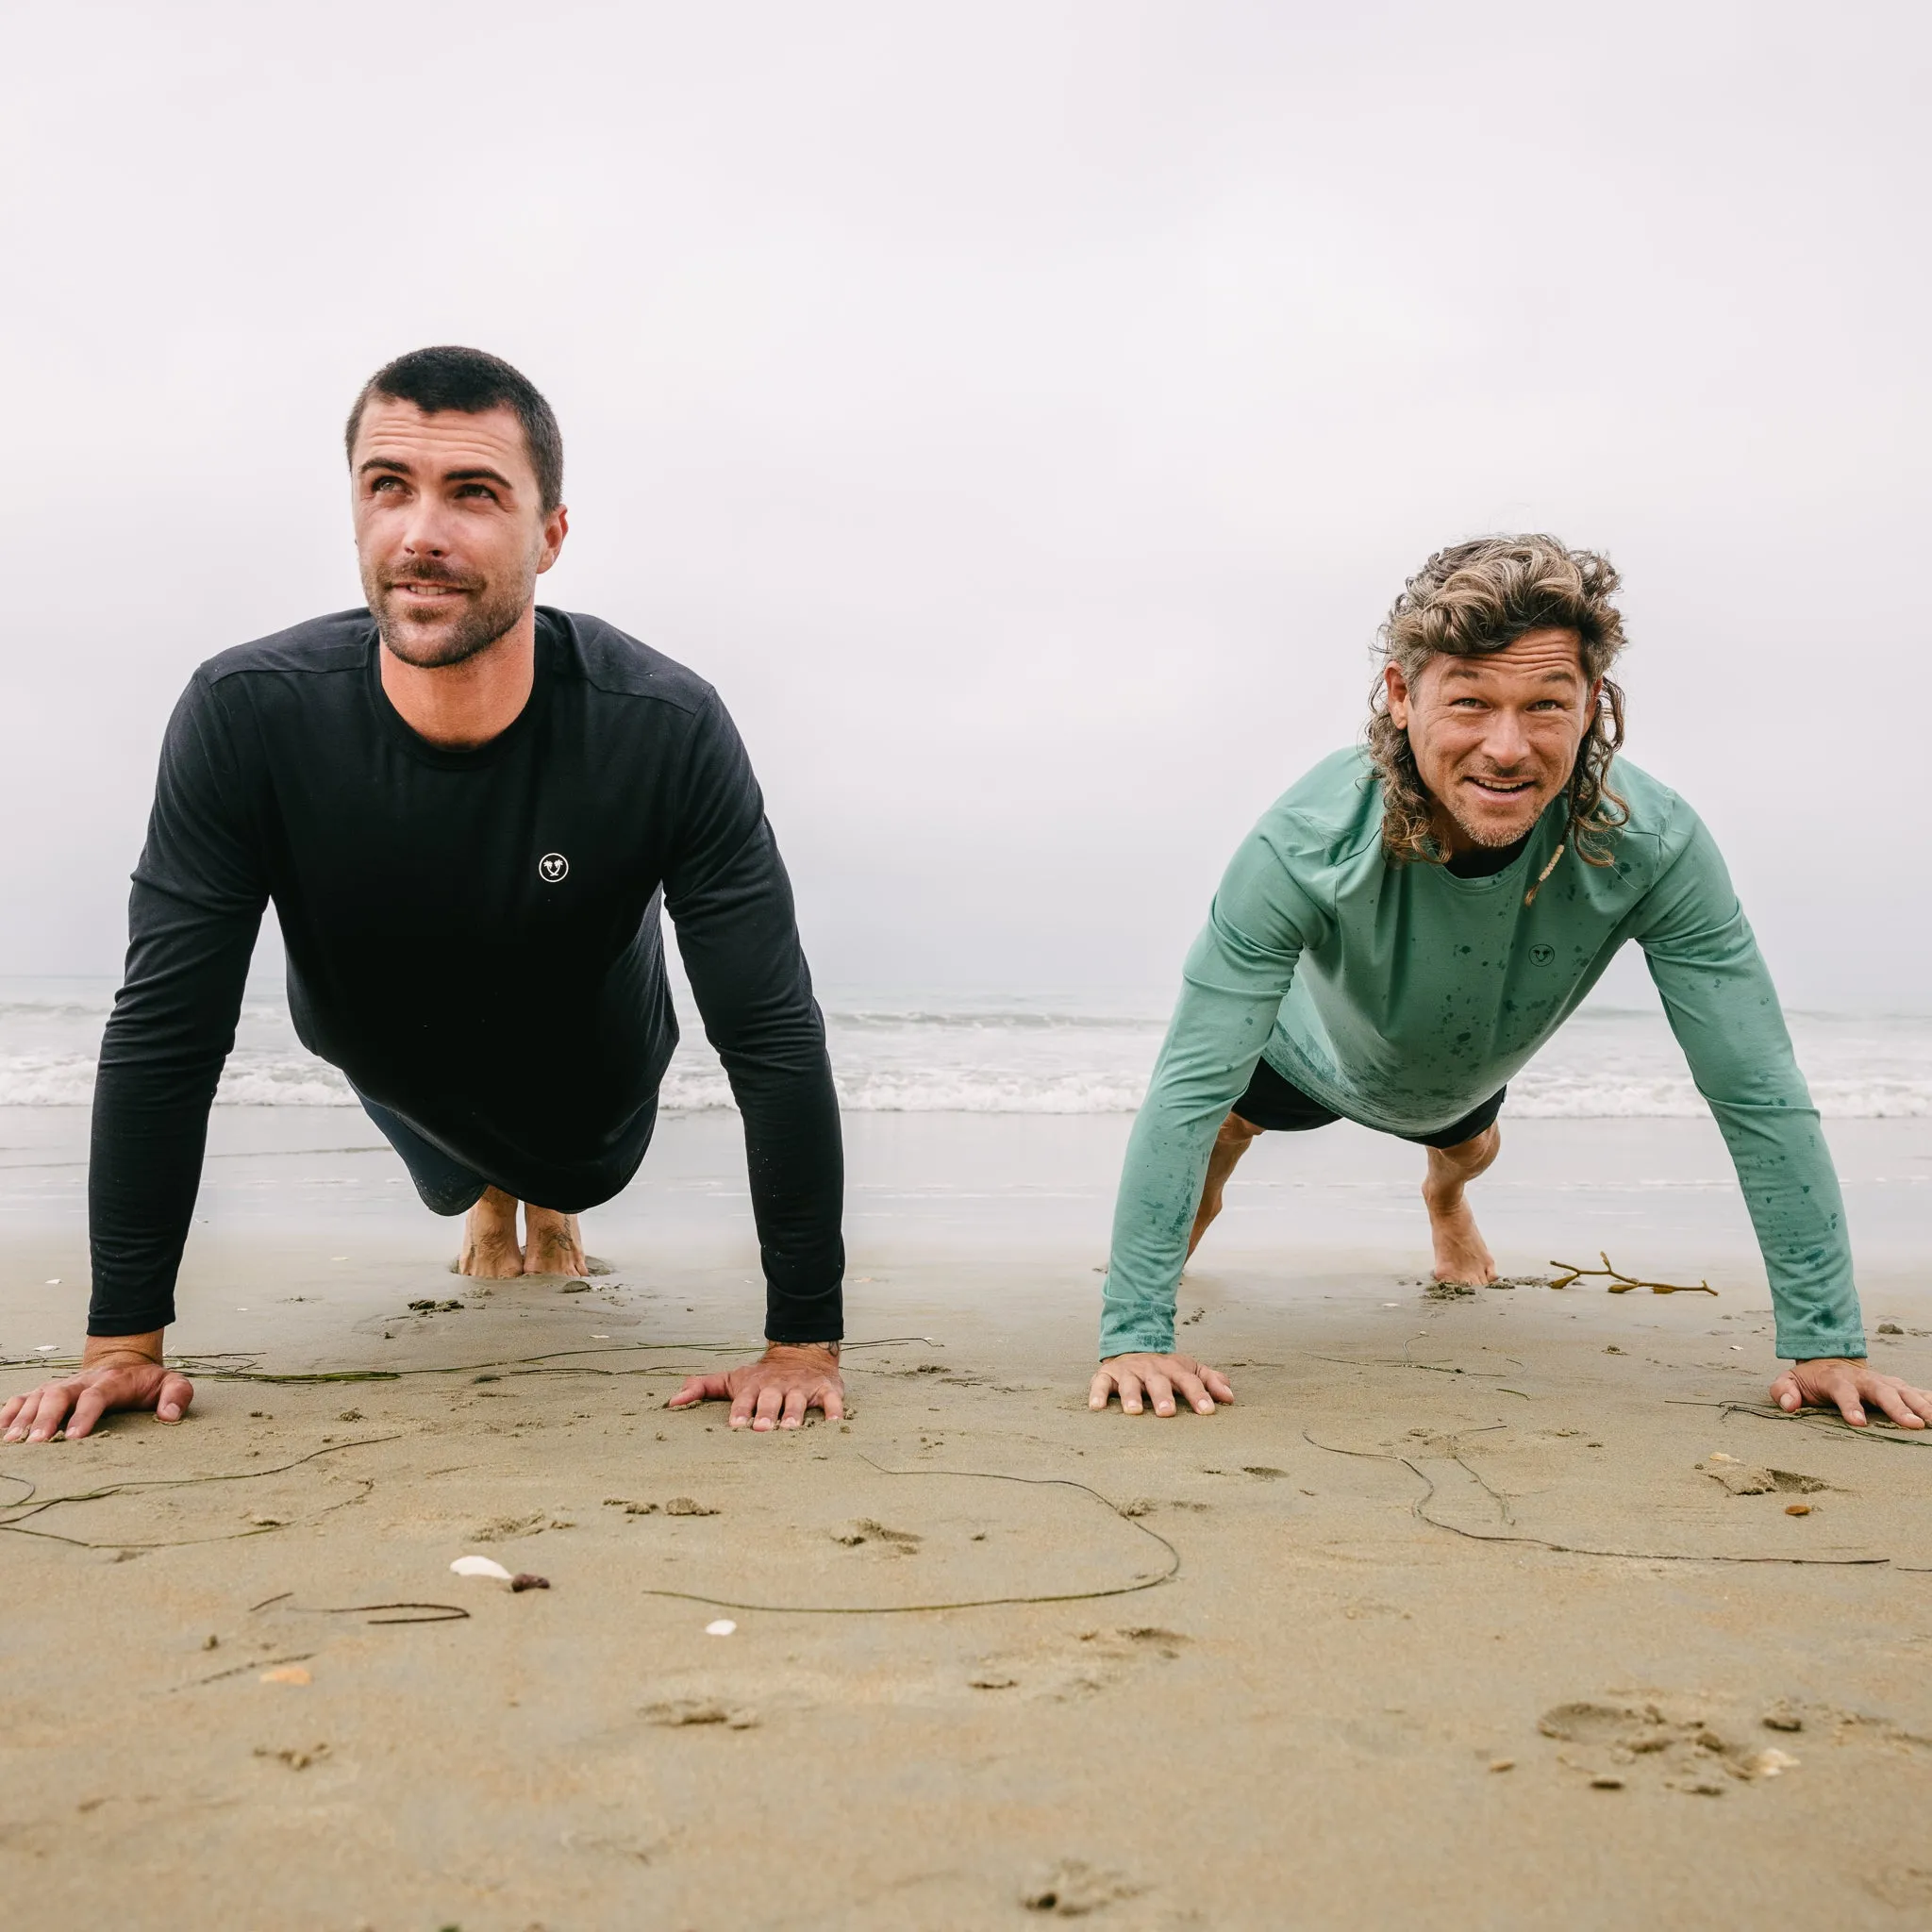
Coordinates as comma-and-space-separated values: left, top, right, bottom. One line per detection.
365, 559, 536, 670
1440, 769, 1561, 849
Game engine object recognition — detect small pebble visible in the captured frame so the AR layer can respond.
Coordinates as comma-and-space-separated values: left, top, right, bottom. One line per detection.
1785, 1503, 1811, 1516
1590, 1774, 1624, 1790
510, 1573, 550, 1592
1877, 1322, 1904, 1335
1489, 1758, 1515, 1773
259, 1665, 310, 1686
706, 1619, 737, 1637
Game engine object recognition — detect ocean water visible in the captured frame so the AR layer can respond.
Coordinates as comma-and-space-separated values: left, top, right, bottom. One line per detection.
4, 976, 1932, 1119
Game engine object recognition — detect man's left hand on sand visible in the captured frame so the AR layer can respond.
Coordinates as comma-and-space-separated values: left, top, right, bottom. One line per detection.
671, 1343, 846, 1430
1088, 1351, 1234, 1418
1772, 1357, 1932, 1430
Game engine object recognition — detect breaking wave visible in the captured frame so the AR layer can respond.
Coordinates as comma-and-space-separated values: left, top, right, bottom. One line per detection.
4, 985, 1931, 1118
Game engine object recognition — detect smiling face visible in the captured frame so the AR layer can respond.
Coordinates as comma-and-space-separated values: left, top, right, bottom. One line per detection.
351, 398, 567, 668
1384, 626, 1600, 853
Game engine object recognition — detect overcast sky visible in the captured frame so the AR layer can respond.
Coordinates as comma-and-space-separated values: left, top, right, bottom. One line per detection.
3, 1, 1925, 1005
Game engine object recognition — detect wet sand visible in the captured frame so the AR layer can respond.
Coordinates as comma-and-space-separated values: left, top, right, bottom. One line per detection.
5, 1108, 1932, 1929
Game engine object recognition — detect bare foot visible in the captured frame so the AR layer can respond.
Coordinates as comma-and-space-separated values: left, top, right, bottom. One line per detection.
1421, 1125, 1501, 1285
458, 1186, 525, 1278
1188, 1113, 1264, 1258
523, 1206, 587, 1277
1424, 1193, 1497, 1285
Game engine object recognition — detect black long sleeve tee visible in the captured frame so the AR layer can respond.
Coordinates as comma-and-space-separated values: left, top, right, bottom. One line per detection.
88, 607, 844, 1343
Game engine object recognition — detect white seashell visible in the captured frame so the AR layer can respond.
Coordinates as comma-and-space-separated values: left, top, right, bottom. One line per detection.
450, 1555, 514, 1580
705, 1619, 737, 1637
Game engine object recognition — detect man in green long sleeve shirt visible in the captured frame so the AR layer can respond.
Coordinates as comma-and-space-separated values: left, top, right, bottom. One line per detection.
1093, 535, 1931, 1433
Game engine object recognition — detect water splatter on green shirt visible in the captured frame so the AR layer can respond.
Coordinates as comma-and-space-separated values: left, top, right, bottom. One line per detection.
1100, 749, 1863, 1364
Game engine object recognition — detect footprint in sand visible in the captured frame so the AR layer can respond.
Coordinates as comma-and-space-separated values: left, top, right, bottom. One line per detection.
991, 1624, 1191, 1701
831, 1518, 923, 1554
1022, 1858, 1145, 1915
641, 1699, 758, 1729
1695, 1458, 1830, 1499
1536, 1699, 1800, 1795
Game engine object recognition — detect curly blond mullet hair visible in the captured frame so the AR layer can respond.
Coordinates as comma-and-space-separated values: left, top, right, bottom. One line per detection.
1366, 535, 1629, 866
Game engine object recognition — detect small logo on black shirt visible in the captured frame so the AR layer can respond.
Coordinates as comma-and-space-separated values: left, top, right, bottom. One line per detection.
538, 853, 569, 884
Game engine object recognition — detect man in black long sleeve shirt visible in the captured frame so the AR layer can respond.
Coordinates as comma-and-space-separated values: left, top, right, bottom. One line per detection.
4, 346, 846, 1445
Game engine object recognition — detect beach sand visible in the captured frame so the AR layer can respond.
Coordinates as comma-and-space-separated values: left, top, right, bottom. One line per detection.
5, 1106, 1932, 1929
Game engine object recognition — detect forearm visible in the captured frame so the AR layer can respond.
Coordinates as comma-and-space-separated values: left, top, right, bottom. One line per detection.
88, 1059, 223, 1334
1705, 1097, 1864, 1360
732, 1040, 845, 1343
672, 815, 845, 1343
1101, 977, 1295, 1357
88, 884, 260, 1335
1641, 881, 1863, 1358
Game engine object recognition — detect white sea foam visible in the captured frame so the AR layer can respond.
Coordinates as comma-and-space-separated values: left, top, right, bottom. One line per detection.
5, 981, 1932, 1118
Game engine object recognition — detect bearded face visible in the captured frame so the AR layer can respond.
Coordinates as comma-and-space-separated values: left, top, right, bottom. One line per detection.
361, 543, 541, 669
1386, 628, 1599, 853
350, 397, 562, 673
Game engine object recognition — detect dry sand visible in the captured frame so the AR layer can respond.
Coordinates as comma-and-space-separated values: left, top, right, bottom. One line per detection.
5, 1107, 1932, 1930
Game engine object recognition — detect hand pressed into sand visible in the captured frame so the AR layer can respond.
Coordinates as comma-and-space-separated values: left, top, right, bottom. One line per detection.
669, 1342, 844, 1431
1771, 1357, 1932, 1430
1, 1331, 193, 1443
1090, 1353, 1234, 1418
458, 1186, 587, 1278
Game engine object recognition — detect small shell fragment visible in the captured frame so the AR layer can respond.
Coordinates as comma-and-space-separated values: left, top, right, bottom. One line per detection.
259, 1665, 310, 1686
450, 1555, 514, 1581
705, 1619, 737, 1637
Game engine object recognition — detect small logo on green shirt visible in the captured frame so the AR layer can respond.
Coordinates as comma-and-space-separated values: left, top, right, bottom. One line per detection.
1530, 942, 1555, 966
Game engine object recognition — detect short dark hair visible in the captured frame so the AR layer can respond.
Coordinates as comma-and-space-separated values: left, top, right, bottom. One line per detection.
344, 345, 564, 512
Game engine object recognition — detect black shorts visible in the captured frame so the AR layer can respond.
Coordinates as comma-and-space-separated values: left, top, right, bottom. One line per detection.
355, 1090, 658, 1217
1232, 1058, 1505, 1150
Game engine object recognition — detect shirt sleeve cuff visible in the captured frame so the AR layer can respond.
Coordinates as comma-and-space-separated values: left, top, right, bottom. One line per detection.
1098, 1320, 1176, 1359
1779, 1333, 1867, 1362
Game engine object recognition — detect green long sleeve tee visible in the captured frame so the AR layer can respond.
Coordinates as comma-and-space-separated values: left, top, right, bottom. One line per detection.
1101, 749, 1863, 1365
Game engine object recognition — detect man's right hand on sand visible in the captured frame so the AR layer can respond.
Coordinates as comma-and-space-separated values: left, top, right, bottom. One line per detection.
1, 1333, 193, 1443
1090, 1352, 1234, 1418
